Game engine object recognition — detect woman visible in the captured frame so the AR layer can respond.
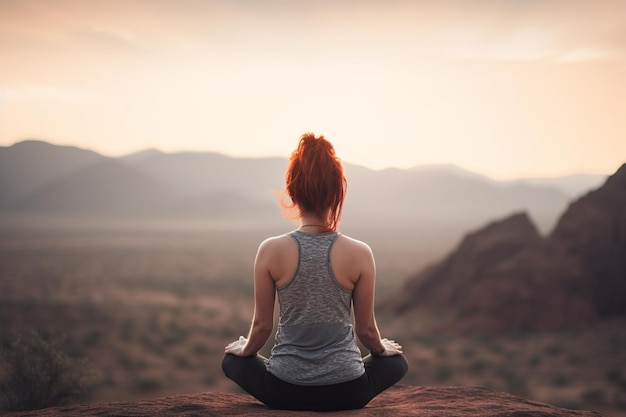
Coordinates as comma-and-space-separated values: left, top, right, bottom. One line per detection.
222, 133, 408, 411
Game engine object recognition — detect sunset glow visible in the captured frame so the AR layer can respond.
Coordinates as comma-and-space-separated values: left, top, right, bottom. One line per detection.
1, 0, 625, 179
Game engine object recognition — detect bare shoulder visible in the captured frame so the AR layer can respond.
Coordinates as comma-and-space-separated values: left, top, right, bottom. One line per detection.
336, 234, 374, 258
257, 234, 296, 257
332, 234, 375, 287
256, 234, 299, 286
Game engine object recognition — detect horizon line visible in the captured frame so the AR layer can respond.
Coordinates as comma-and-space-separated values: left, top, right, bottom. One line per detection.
2, 137, 616, 181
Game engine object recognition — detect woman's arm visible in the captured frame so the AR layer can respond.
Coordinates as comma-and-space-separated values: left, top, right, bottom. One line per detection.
352, 243, 403, 357
225, 239, 276, 357
352, 244, 387, 354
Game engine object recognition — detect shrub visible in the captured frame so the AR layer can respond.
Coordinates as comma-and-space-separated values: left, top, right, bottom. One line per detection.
551, 373, 570, 387
174, 355, 192, 369
192, 343, 209, 355
546, 397, 581, 410
496, 366, 529, 397
203, 373, 217, 386
134, 376, 162, 393
580, 388, 605, 404
81, 330, 102, 348
527, 355, 542, 367
606, 367, 623, 384
544, 343, 563, 356
435, 346, 448, 358
469, 359, 488, 375
101, 367, 117, 387
139, 334, 164, 356
119, 319, 134, 342
162, 321, 190, 346
434, 365, 452, 382
605, 367, 626, 390
0, 332, 93, 411
460, 346, 476, 359
607, 333, 624, 354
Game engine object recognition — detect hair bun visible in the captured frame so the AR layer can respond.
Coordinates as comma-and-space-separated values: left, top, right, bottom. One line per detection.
282, 133, 346, 231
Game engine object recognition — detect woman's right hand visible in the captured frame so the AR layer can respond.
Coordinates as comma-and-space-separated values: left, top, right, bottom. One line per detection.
374, 338, 403, 356
225, 336, 248, 356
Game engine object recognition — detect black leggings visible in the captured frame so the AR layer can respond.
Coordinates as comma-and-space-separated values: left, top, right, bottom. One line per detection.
222, 353, 409, 411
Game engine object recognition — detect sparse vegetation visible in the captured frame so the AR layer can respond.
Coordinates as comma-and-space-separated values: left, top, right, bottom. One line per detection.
0, 332, 94, 411
435, 345, 448, 358
544, 343, 564, 356
1, 228, 624, 415
460, 346, 476, 359
134, 376, 162, 393
550, 373, 570, 387
140, 334, 165, 356
468, 359, 488, 375
174, 355, 192, 369
527, 355, 542, 367
192, 343, 210, 355
434, 365, 453, 382
606, 367, 626, 392
581, 388, 605, 405
546, 397, 581, 411
496, 366, 529, 397
203, 373, 217, 386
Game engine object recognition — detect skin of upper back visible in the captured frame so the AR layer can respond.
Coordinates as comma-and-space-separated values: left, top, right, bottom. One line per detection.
254, 232, 379, 351
263, 234, 374, 291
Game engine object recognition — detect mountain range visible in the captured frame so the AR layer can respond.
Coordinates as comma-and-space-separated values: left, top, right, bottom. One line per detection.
0, 140, 609, 235
381, 163, 626, 332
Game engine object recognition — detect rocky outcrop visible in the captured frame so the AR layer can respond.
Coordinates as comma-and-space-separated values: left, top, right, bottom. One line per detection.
395, 211, 542, 312
549, 163, 626, 317
4, 385, 605, 416
382, 164, 626, 332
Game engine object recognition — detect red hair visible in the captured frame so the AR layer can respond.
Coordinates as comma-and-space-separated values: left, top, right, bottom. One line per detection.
282, 133, 346, 232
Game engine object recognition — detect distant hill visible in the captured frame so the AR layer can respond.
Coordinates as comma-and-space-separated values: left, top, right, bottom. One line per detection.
0, 141, 285, 225
380, 163, 626, 332
503, 174, 607, 199
0, 140, 105, 208
126, 150, 287, 200
11, 158, 179, 216
341, 165, 573, 233
409, 163, 607, 198
0, 140, 608, 234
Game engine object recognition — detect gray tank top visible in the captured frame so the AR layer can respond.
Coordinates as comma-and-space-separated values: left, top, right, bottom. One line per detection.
266, 230, 365, 385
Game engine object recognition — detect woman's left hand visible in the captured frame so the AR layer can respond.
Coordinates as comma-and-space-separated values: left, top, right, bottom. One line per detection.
225, 336, 248, 356
372, 338, 403, 356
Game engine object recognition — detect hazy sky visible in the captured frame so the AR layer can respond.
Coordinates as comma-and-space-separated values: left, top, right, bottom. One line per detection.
1, 0, 625, 179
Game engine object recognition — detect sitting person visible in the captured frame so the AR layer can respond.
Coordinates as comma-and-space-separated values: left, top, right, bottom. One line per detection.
222, 132, 408, 411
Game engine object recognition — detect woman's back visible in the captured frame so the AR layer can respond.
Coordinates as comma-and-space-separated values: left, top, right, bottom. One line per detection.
275, 231, 351, 323
264, 231, 374, 291
266, 230, 364, 385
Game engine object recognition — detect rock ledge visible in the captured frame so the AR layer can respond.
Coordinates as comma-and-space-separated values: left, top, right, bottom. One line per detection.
6, 385, 606, 417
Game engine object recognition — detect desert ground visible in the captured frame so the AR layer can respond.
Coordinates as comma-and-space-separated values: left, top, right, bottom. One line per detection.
0, 223, 624, 416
